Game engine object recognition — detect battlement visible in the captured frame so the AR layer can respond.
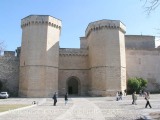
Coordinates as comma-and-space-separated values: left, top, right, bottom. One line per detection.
4, 51, 15, 57
85, 20, 126, 37
59, 48, 88, 56
21, 15, 62, 29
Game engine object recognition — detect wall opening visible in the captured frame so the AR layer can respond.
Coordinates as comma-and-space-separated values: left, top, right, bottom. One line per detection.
67, 77, 80, 95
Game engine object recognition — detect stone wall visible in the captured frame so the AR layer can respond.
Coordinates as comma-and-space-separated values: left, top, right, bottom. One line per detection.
0, 51, 19, 96
125, 35, 155, 49
19, 15, 61, 97
59, 48, 89, 96
126, 48, 160, 92
80, 37, 88, 49
86, 20, 126, 96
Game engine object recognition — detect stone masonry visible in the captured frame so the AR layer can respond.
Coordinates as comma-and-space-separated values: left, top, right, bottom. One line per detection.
0, 51, 19, 96
19, 15, 61, 97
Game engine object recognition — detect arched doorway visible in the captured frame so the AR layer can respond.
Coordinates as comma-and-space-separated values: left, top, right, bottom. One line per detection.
67, 77, 80, 95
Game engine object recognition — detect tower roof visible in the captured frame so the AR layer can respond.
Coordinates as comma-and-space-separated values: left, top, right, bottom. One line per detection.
21, 15, 62, 29
21, 15, 61, 21
85, 19, 126, 37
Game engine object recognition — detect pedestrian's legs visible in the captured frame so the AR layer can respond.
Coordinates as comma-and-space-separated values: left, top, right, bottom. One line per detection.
55, 100, 57, 106
53, 101, 55, 106
132, 100, 134, 104
147, 101, 152, 108
145, 101, 149, 108
54, 100, 57, 106
65, 100, 68, 105
119, 96, 121, 100
134, 100, 137, 105
149, 101, 152, 108
116, 97, 119, 101
121, 96, 122, 100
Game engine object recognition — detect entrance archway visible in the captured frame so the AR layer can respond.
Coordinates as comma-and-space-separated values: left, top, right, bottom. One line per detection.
67, 77, 79, 95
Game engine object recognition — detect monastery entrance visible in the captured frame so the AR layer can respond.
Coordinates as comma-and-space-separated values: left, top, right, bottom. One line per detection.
67, 77, 80, 95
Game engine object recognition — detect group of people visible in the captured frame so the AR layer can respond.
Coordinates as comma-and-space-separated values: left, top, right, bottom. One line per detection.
52, 92, 68, 106
116, 90, 152, 108
116, 91, 123, 101
132, 91, 152, 108
53, 90, 152, 108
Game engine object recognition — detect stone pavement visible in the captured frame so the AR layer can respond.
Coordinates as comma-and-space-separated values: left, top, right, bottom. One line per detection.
0, 94, 160, 120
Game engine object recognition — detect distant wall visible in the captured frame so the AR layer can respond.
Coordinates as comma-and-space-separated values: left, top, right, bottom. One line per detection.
0, 51, 19, 96
126, 49, 160, 92
80, 37, 88, 49
125, 35, 155, 49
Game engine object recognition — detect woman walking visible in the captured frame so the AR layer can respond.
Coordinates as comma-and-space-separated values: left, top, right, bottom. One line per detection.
145, 92, 152, 108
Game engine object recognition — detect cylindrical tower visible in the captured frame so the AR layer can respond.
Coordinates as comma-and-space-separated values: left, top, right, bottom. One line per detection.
19, 15, 62, 97
86, 20, 126, 96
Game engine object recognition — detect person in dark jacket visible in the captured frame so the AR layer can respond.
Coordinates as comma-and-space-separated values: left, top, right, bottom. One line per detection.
64, 93, 68, 105
119, 91, 123, 100
53, 92, 57, 106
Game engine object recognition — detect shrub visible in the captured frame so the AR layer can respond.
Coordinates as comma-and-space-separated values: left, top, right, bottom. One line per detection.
127, 77, 147, 94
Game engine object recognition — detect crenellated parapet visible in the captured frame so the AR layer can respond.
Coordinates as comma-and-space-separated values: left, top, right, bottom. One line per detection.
59, 48, 88, 56
85, 19, 126, 37
21, 15, 62, 29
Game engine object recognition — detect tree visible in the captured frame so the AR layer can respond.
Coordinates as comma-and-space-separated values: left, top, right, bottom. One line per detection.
140, 0, 160, 47
141, 0, 160, 14
127, 77, 147, 94
139, 77, 148, 89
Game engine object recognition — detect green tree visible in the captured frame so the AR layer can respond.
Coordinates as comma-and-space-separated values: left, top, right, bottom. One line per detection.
127, 77, 147, 94
139, 77, 148, 90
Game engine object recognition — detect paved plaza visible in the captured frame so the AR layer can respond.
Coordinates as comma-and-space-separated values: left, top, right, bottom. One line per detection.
0, 94, 160, 120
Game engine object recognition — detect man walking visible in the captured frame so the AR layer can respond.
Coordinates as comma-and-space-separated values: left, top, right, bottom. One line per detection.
53, 92, 57, 106
64, 92, 68, 105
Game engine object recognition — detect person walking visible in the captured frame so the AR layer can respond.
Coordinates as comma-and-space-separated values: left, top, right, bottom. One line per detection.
124, 89, 127, 96
119, 91, 123, 100
53, 92, 57, 106
116, 91, 119, 101
145, 92, 152, 108
64, 92, 68, 105
139, 90, 142, 97
132, 91, 137, 105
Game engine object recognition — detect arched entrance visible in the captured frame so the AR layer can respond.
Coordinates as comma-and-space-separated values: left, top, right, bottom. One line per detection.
67, 77, 80, 95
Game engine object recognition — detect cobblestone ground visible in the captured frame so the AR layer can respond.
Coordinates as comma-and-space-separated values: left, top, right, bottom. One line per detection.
0, 94, 160, 120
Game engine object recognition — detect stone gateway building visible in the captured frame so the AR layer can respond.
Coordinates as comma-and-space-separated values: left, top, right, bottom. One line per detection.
0, 15, 160, 97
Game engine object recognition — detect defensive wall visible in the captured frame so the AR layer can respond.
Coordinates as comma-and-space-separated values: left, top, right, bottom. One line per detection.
1, 36, 160, 96
126, 48, 160, 92
0, 51, 19, 96
59, 48, 89, 95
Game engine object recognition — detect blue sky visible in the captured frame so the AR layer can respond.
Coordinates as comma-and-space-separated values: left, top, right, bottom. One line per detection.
0, 0, 160, 51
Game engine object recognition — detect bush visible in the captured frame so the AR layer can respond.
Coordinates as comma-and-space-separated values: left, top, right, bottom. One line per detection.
127, 77, 147, 94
